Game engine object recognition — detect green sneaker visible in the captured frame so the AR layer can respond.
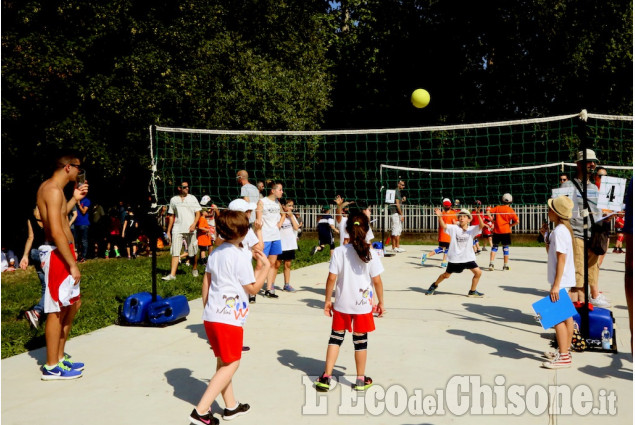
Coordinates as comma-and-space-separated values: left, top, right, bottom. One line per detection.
468, 289, 484, 298
420, 253, 428, 265
425, 283, 438, 295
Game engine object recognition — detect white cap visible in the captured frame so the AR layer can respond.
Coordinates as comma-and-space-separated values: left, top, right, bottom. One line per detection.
577, 149, 599, 162
228, 199, 257, 212
200, 195, 211, 206
502, 193, 513, 203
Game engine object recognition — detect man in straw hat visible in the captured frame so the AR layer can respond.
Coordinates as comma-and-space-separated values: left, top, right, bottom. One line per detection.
425, 208, 486, 297
560, 149, 610, 307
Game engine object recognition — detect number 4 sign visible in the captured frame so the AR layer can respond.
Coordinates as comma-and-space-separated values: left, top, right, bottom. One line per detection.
597, 176, 627, 212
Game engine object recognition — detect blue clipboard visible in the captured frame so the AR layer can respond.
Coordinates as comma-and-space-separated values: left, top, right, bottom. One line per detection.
532, 288, 577, 329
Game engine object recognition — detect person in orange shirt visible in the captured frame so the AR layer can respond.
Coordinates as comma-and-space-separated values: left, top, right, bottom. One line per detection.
421, 198, 457, 268
488, 193, 519, 271
194, 197, 219, 276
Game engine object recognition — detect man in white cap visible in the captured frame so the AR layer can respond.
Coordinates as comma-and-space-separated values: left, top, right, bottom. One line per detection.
561, 149, 609, 307
228, 199, 263, 303
162, 181, 201, 280
487, 193, 519, 271
421, 198, 457, 268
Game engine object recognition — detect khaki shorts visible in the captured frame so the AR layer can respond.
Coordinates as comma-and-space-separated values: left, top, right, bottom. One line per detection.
171, 232, 198, 257
391, 213, 402, 236
573, 237, 599, 289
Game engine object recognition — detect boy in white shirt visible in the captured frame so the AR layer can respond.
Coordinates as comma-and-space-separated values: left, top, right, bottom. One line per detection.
425, 208, 485, 297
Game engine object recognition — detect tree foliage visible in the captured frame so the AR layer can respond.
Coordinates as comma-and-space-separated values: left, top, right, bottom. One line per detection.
2, 0, 632, 247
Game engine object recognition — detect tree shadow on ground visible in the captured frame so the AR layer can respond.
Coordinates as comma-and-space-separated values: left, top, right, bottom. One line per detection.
186, 323, 207, 341
165, 368, 224, 414
577, 352, 633, 381
462, 302, 540, 327
500, 285, 548, 297
299, 298, 324, 309
447, 329, 543, 360
276, 349, 347, 377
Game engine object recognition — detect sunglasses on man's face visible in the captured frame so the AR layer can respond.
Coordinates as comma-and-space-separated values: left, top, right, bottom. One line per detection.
560, 178, 567, 182
180, 186, 189, 189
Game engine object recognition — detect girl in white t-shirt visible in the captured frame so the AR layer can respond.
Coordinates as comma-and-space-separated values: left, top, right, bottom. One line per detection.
541, 196, 576, 369
425, 209, 485, 297
274, 199, 301, 292
189, 210, 270, 425
256, 181, 284, 298
315, 212, 385, 393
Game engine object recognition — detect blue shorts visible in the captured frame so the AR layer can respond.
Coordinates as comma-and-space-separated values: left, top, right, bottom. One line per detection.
263, 240, 282, 256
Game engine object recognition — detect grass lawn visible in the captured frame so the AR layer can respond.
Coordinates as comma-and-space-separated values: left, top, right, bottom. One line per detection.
1, 232, 545, 359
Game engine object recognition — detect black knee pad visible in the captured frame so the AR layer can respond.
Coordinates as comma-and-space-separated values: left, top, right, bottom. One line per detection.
328, 329, 345, 346
353, 333, 368, 351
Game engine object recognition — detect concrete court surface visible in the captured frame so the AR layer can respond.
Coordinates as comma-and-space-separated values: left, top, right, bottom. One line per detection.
1, 246, 632, 425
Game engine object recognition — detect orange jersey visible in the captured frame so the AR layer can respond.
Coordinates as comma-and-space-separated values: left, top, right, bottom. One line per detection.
438, 209, 457, 243
197, 216, 211, 247
489, 205, 519, 234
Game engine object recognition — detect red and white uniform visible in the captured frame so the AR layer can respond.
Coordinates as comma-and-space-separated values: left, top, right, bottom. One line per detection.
39, 243, 80, 313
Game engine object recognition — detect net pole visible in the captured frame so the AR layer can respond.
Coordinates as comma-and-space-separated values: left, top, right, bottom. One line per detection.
577, 113, 591, 343
148, 124, 158, 302
380, 166, 385, 252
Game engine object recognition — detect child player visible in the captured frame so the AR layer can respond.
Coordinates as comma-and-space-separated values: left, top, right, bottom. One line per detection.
613, 211, 625, 253
540, 196, 576, 369
421, 198, 456, 267
488, 193, 519, 271
188, 210, 270, 425
425, 209, 485, 297
471, 201, 483, 255
311, 205, 339, 256
315, 211, 385, 392
480, 207, 494, 251
274, 199, 301, 292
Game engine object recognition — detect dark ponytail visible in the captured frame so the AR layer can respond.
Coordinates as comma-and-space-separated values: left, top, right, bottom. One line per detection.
345, 212, 371, 263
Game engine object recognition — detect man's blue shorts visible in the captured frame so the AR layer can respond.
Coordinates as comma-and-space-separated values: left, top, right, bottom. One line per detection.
263, 240, 283, 256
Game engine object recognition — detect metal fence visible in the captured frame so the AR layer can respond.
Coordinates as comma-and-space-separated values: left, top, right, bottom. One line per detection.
296, 204, 553, 234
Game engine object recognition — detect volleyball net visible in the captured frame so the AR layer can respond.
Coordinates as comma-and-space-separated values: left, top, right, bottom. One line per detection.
149, 110, 633, 211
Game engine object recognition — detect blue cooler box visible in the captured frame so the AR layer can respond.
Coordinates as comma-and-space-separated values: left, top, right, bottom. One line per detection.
123, 292, 162, 324
148, 295, 190, 325
572, 306, 614, 340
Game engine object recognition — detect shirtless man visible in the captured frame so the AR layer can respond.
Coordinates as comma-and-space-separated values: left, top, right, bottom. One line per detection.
36, 153, 88, 380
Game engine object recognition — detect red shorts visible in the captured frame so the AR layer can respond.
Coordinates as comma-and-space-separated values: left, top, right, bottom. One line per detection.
204, 321, 243, 363
41, 243, 80, 313
332, 310, 375, 333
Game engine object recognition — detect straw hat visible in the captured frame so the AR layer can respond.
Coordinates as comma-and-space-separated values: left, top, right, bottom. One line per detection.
457, 208, 472, 221
547, 196, 574, 220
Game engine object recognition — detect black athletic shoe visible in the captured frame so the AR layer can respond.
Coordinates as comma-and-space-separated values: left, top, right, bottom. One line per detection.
264, 290, 278, 299
468, 290, 485, 298
248, 295, 256, 304
315, 373, 331, 392
223, 402, 251, 421
189, 408, 219, 425
353, 376, 373, 391
425, 283, 438, 295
